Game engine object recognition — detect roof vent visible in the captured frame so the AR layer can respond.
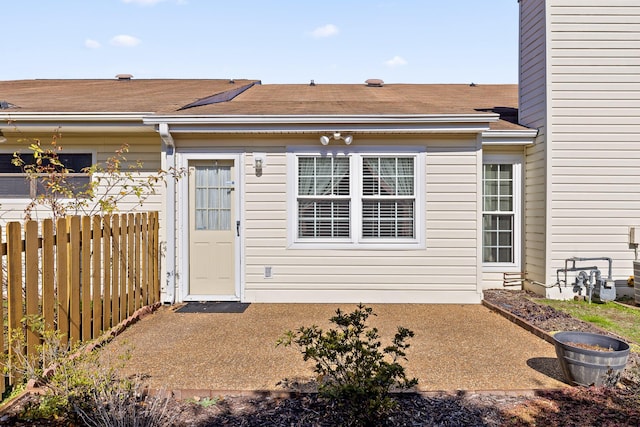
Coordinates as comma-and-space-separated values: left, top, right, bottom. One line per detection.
229, 79, 235, 84
310, 80, 316, 86
116, 74, 133, 81
365, 79, 384, 87
470, 82, 477, 87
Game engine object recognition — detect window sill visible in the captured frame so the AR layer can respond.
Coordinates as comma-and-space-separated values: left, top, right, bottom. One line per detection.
288, 240, 425, 250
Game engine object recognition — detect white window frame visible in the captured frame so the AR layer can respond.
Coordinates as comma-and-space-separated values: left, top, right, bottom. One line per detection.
287, 147, 426, 250
482, 153, 522, 271
0, 150, 96, 200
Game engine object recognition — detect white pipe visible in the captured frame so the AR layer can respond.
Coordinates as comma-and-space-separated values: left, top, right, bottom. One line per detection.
159, 123, 176, 304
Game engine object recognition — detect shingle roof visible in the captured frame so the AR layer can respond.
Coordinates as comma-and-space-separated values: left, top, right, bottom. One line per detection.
0, 79, 525, 130
0, 79, 259, 113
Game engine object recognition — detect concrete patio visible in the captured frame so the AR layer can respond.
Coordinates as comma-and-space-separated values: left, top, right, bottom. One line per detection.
99, 303, 567, 394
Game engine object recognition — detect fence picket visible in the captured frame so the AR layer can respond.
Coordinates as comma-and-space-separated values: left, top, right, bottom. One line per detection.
102, 215, 112, 331
25, 221, 39, 359
141, 214, 148, 305
92, 215, 102, 338
127, 213, 135, 316
119, 215, 127, 320
0, 225, 4, 395
81, 216, 92, 341
56, 217, 69, 346
42, 220, 55, 331
111, 215, 120, 324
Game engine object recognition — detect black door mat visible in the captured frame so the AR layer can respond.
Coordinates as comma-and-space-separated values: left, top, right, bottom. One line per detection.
175, 302, 250, 313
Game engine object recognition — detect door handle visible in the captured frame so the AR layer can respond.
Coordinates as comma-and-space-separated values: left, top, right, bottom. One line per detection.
236, 220, 240, 237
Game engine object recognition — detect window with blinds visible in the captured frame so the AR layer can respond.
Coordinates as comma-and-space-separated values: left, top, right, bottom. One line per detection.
297, 156, 350, 238
362, 157, 415, 238
295, 154, 418, 243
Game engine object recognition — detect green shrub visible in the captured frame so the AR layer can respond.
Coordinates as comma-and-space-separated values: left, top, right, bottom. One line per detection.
277, 304, 418, 425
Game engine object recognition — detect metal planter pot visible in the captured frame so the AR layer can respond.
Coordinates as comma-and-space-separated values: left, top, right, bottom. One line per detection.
553, 331, 630, 387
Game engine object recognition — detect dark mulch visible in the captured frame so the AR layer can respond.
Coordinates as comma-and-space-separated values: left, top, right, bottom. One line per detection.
2, 289, 639, 426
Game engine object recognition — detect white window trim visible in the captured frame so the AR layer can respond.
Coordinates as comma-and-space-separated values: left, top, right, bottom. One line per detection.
0, 150, 96, 201
287, 147, 426, 250
482, 153, 522, 272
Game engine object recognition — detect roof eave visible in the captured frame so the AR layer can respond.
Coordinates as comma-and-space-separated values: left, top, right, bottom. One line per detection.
145, 113, 501, 134
0, 112, 152, 133
481, 129, 538, 146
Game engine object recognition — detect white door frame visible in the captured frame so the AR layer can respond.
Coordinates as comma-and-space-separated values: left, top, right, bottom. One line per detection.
176, 150, 244, 302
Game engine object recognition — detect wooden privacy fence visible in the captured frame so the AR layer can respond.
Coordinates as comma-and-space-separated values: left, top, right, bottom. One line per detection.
0, 212, 159, 391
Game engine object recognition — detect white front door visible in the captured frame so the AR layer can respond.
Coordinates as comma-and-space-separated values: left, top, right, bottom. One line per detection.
188, 159, 238, 299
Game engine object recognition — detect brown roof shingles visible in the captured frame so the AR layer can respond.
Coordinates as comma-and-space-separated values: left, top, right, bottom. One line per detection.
0, 79, 526, 130
0, 79, 259, 113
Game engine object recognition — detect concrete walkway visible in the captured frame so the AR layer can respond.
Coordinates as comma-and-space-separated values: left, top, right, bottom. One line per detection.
100, 303, 567, 394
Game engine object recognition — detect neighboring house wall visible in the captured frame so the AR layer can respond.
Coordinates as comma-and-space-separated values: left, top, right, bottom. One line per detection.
0, 133, 163, 222
519, 0, 548, 286
521, 0, 640, 295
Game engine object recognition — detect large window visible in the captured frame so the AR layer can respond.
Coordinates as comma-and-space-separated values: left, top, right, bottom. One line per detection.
0, 153, 93, 198
290, 151, 424, 248
482, 156, 520, 266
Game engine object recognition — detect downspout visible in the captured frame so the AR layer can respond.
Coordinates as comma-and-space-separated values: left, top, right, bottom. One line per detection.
159, 123, 176, 304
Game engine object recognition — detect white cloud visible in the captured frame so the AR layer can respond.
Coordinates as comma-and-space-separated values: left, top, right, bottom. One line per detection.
84, 39, 101, 49
385, 55, 408, 67
110, 35, 142, 47
310, 24, 339, 39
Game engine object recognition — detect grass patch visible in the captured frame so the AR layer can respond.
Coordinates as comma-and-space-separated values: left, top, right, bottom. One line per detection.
538, 298, 640, 344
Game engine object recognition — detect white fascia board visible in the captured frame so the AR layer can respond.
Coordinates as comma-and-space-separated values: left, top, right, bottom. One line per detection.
145, 114, 500, 134
0, 112, 151, 133
481, 129, 538, 146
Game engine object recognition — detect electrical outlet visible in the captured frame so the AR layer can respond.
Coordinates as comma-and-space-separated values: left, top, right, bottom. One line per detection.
264, 266, 273, 279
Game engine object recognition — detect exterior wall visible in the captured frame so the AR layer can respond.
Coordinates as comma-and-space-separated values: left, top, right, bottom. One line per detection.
547, 0, 640, 287
519, 0, 549, 287
523, 0, 640, 295
176, 134, 483, 304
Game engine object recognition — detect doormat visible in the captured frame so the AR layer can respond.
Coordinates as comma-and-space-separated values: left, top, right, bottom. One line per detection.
175, 302, 250, 314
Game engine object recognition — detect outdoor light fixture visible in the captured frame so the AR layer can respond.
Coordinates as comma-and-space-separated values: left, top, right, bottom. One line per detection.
253, 152, 267, 171
319, 132, 353, 145
0, 131, 6, 144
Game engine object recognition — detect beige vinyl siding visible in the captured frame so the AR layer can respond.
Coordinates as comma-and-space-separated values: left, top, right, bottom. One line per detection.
519, 0, 547, 130
546, 0, 640, 283
524, 142, 546, 283
242, 137, 482, 303
519, 0, 549, 287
